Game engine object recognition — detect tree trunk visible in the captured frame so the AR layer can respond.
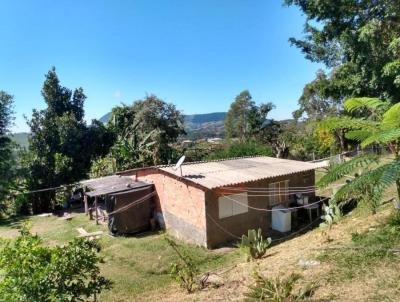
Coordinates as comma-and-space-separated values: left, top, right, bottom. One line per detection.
396, 179, 400, 204
274, 142, 289, 159
336, 129, 346, 152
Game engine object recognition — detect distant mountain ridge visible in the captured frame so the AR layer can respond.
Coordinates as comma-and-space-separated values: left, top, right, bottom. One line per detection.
100, 111, 227, 139
99, 111, 226, 125
8, 132, 30, 149
10, 112, 227, 148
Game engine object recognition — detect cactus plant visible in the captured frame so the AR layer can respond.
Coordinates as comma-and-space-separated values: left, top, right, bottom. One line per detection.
240, 228, 272, 260
320, 201, 341, 231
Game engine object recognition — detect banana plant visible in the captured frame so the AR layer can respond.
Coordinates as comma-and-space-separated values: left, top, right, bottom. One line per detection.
111, 120, 157, 170
240, 228, 272, 260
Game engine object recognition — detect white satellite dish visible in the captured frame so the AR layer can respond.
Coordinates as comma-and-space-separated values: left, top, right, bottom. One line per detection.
173, 155, 186, 176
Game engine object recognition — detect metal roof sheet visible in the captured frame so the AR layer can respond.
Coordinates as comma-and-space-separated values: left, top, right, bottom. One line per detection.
159, 156, 319, 189
81, 175, 151, 197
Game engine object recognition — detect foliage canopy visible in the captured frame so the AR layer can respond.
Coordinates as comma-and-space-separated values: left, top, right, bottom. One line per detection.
0, 226, 112, 301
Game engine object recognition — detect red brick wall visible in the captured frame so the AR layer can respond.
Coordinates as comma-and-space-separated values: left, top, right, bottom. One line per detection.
135, 169, 208, 246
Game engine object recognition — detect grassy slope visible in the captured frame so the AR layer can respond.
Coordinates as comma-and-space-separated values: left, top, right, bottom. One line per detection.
1, 208, 399, 301
0, 214, 239, 302
1, 165, 399, 301
142, 206, 400, 302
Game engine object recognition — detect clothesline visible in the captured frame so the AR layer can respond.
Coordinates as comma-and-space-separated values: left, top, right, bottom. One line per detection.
219, 195, 329, 212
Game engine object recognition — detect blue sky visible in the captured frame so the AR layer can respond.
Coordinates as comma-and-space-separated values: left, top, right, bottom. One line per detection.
1, 0, 321, 132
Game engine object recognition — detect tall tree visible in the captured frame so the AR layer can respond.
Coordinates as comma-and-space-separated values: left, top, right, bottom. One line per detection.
293, 70, 342, 120
225, 90, 275, 142
98, 94, 186, 171
0, 91, 15, 207
26, 68, 112, 213
285, 0, 400, 102
131, 95, 185, 164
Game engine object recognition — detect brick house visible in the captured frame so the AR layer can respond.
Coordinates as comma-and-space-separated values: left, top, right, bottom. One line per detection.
119, 156, 318, 248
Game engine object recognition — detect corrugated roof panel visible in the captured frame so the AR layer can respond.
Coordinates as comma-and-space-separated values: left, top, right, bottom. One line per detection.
159, 156, 319, 189
81, 175, 151, 197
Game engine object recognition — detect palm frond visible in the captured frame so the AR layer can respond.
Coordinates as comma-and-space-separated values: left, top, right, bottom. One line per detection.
317, 154, 379, 188
344, 97, 386, 113
383, 103, 400, 127
360, 128, 400, 148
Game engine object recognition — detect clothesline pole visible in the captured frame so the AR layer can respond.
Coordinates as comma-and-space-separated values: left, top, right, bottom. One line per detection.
84, 195, 88, 215
94, 196, 98, 225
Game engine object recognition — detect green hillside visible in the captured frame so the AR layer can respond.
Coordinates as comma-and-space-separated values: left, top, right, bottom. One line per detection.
100, 111, 227, 139
10, 112, 227, 148
8, 132, 30, 149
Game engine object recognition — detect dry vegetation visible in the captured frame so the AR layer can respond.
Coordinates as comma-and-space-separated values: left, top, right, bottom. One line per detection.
0, 180, 399, 301
140, 204, 399, 302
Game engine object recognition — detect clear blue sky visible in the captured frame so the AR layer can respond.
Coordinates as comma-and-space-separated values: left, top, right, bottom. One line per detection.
1, 0, 321, 132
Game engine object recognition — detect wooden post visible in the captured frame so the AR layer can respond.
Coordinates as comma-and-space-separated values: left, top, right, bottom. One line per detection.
94, 196, 98, 225
84, 195, 88, 215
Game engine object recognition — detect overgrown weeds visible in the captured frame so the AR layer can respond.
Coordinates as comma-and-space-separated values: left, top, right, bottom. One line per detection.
244, 270, 316, 302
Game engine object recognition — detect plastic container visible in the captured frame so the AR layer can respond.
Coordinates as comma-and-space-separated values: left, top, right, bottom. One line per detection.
271, 205, 292, 232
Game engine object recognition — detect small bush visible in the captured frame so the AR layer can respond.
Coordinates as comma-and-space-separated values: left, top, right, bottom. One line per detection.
0, 225, 112, 301
240, 228, 272, 260
165, 237, 200, 293
245, 270, 316, 302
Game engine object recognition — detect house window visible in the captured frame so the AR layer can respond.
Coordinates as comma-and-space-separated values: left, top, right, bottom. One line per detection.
218, 192, 248, 219
269, 180, 289, 206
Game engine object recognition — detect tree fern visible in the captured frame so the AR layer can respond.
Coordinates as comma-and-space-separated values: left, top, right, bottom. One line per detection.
330, 162, 399, 213
318, 116, 377, 132
383, 103, 400, 127
379, 160, 400, 188
319, 99, 400, 207
360, 128, 400, 148
344, 97, 387, 113
345, 129, 373, 141
317, 154, 379, 188
333, 165, 387, 199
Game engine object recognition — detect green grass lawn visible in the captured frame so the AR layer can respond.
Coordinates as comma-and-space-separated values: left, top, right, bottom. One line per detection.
0, 213, 240, 301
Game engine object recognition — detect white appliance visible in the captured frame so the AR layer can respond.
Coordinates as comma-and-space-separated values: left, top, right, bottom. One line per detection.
271, 205, 292, 232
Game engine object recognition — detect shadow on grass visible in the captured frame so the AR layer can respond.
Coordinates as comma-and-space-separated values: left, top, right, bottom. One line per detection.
0, 215, 28, 229
110, 229, 164, 239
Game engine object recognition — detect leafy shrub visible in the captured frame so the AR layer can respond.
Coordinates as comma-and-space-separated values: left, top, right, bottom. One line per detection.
90, 155, 117, 178
240, 229, 272, 260
245, 271, 316, 302
165, 237, 200, 293
0, 225, 112, 301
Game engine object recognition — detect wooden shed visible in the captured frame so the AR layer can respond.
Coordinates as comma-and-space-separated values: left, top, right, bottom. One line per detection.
82, 175, 154, 235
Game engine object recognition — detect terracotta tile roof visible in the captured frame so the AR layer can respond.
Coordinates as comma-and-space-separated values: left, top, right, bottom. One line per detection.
159, 156, 319, 189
